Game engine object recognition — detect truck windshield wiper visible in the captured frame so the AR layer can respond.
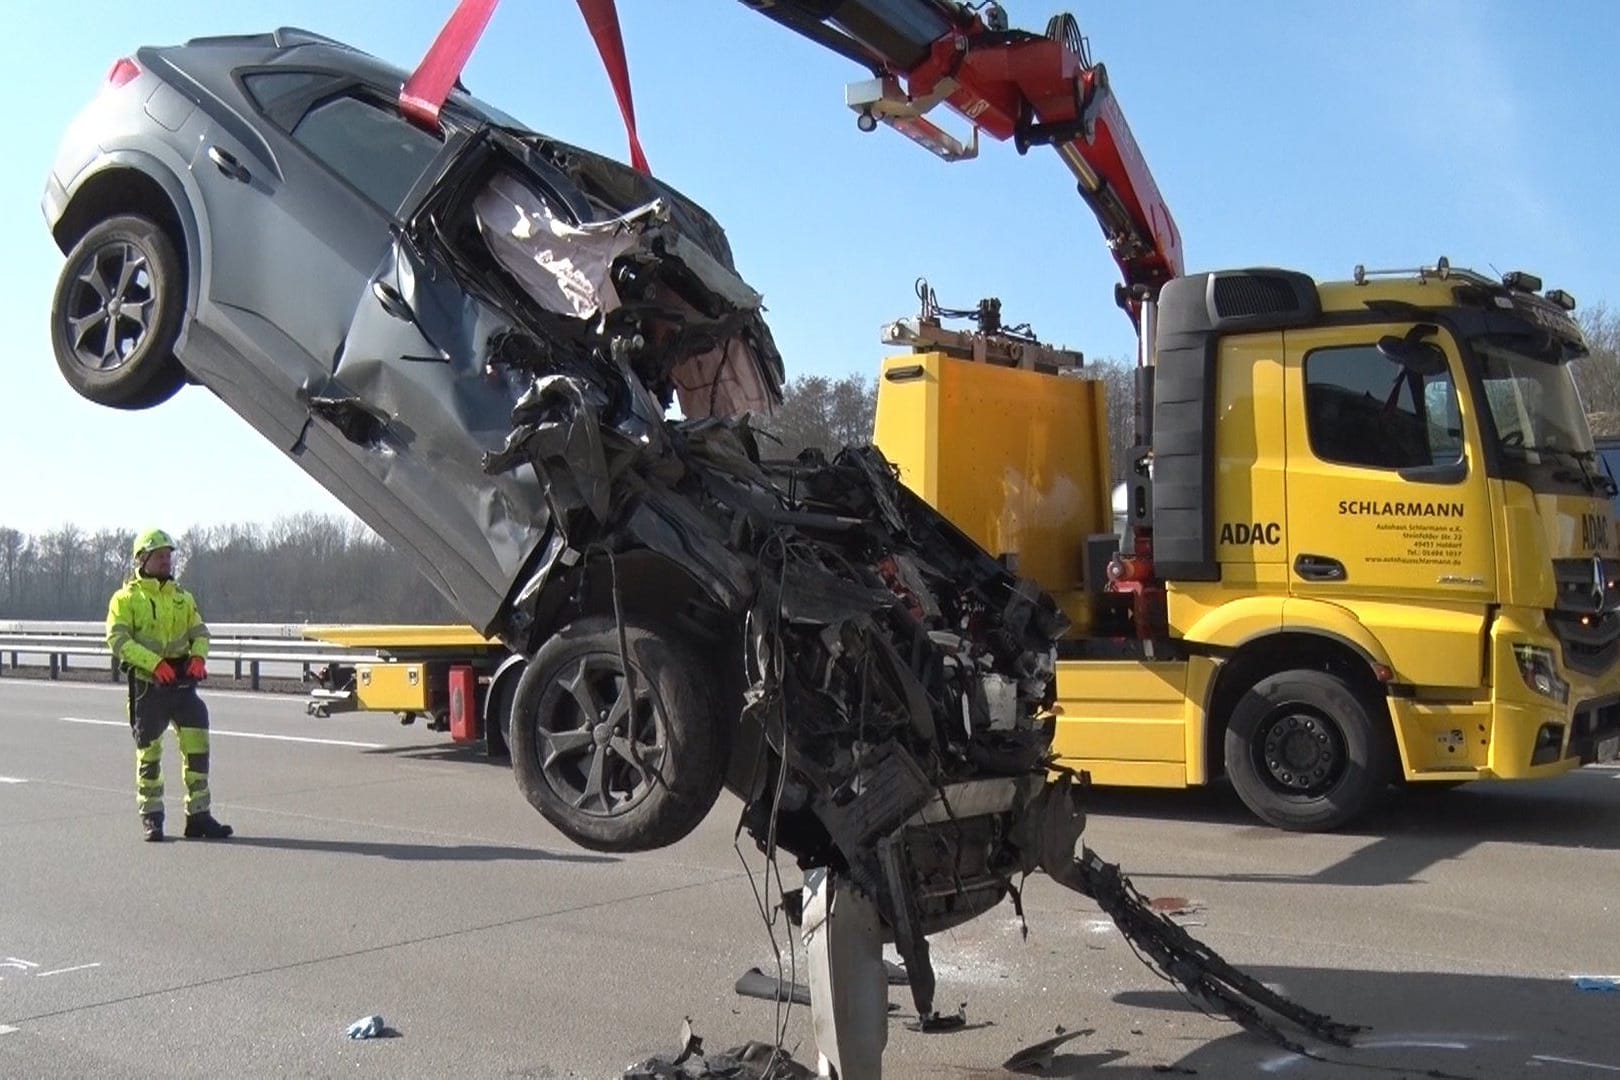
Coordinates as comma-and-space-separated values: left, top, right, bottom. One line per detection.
1509, 444, 1619, 496
1571, 449, 1620, 496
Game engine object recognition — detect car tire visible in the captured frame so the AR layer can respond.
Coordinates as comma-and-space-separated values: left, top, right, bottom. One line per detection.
509, 616, 728, 852
1224, 669, 1393, 831
50, 214, 186, 409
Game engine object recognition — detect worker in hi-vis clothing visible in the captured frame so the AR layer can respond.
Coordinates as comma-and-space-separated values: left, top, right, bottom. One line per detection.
106, 529, 233, 843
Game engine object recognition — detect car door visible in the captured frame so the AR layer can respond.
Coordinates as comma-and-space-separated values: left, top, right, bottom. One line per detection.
1282, 324, 1495, 688
293, 129, 555, 633
183, 72, 453, 449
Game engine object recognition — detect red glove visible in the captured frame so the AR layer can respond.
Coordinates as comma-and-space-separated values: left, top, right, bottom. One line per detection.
186, 657, 208, 682
152, 660, 178, 686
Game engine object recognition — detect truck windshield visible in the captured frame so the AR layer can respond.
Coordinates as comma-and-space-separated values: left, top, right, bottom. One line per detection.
1475, 337, 1595, 465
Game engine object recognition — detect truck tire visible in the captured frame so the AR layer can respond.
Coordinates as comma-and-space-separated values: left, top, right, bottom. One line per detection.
50, 214, 186, 409
508, 616, 727, 852
1224, 669, 1393, 831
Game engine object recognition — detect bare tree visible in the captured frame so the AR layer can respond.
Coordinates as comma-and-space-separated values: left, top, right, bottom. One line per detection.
761, 373, 878, 458
40, 525, 85, 618
1576, 304, 1620, 438
1085, 359, 1138, 483
0, 528, 23, 612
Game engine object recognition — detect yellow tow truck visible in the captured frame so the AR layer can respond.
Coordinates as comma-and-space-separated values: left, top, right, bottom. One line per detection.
876, 261, 1619, 829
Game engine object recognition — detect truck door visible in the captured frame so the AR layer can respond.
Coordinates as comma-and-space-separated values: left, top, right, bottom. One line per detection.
1281, 325, 1495, 687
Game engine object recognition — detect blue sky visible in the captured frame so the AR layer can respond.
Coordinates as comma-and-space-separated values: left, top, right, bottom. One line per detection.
3, 0, 1617, 534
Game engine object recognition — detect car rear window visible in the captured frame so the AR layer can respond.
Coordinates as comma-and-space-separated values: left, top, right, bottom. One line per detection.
292, 95, 442, 214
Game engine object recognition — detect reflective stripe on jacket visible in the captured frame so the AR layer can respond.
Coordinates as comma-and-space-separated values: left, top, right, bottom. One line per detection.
106, 577, 210, 679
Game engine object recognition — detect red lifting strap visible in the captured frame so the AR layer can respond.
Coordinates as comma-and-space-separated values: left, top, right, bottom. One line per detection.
575, 0, 650, 174
403, 0, 650, 175
400, 0, 500, 131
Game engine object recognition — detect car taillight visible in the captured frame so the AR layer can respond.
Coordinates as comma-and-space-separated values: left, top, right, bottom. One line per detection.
106, 57, 141, 88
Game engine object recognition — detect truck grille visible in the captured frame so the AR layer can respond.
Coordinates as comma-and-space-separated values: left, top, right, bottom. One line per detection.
1552, 556, 1620, 614
1548, 557, 1620, 676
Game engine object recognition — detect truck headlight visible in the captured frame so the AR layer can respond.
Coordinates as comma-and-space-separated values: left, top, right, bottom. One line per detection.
1513, 644, 1569, 704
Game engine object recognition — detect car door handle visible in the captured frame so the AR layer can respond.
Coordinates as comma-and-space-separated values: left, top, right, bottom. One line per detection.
371, 281, 416, 322
206, 146, 250, 183
1294, 554, 1347, 582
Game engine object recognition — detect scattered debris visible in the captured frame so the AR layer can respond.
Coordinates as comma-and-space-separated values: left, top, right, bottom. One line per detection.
1151, 1066, 1198, 1075
624, 1021, 815, 1079
344, 1014, 396, 1040
675, 1018, 703, 1065
1002, 1028, 1093, 1072
734, 968, 898, 1012
1148, 897, 1205, 918
734, 968, 809, 1007
1053, 847, 1365, 1054
907, 1003, 969, 1033
1573, 976, 1620, 992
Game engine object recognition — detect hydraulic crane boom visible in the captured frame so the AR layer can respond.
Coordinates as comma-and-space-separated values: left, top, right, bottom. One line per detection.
739, 1, 1183, 306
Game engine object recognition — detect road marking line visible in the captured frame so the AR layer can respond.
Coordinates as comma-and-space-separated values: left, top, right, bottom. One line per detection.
57, 717, 384, 750
1531, 1054, 1620, 1073
0, 1024, 17, 1035
1, 682, 320, 703
4, 959, 38, 969
0, 777, 25, 784
34, 963, 100, 978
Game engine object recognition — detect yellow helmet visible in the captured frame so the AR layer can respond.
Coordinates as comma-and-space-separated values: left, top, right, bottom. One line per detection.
132, 528, 176, 563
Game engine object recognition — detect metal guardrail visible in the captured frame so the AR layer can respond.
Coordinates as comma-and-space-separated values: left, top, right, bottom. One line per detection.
0, 621, 380, 691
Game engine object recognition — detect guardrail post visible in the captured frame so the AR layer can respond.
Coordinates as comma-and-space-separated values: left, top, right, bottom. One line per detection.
234, 657, 242, 681
49, 653, 60, 680
250, 660, 261, 692
110, 654, 119, 682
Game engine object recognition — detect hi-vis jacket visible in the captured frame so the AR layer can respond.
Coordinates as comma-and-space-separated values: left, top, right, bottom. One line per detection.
106, 577, 210, 682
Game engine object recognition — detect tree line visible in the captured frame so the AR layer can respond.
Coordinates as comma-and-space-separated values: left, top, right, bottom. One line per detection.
6, 311, 1613, 623
0, 515, 458, 624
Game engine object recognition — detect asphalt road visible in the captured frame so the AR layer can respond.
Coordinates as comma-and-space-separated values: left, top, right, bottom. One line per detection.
2, 678, 1618, 1078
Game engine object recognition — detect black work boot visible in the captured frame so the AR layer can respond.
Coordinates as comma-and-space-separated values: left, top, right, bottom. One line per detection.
141, 813, 164, 843
183, 812, 233, 840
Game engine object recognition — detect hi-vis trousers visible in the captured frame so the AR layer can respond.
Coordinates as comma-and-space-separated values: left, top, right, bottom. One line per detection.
128, 675, 210, 817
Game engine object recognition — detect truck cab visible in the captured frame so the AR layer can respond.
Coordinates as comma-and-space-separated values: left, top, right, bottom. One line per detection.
876, 263, 1620, 829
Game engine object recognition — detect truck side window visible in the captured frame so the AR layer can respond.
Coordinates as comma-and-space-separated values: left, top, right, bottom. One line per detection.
1304, 344, 1464, 471
291, 94, 443, 215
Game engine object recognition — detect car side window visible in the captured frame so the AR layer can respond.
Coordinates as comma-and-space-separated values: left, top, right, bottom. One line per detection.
291, 94, 443, 215
1304, 344, 1464, 471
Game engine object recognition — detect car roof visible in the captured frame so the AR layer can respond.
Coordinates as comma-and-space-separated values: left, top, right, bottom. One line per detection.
172, 27, 513, 128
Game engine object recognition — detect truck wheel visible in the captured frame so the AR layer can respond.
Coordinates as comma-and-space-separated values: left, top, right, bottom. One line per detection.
1224, 669, 1393, 831
50, 214, 186, 409
508, 616, 727, 852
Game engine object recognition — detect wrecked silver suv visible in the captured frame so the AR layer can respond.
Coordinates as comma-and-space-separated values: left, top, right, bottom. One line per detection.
46, 28, 1356, 1067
